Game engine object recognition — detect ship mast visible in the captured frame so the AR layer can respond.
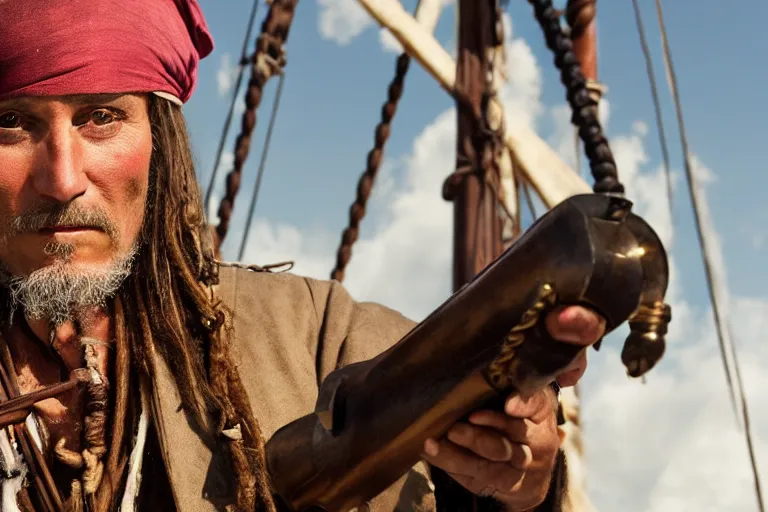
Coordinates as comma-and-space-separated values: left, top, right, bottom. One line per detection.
448, 0, 506, 291
432, 1, 511, 509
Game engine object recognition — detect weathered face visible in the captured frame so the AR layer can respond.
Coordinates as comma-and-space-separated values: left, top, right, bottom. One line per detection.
0, 94, 151, 278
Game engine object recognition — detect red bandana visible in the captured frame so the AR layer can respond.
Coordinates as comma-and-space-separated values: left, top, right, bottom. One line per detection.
0, 0, 214, 104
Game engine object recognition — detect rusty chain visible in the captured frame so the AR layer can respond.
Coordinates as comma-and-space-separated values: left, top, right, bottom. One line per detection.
329, 53, 411, 282
214, 0, 300, 250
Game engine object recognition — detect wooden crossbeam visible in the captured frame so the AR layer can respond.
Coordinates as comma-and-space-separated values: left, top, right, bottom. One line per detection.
356, 0, 592, 208
412, 0, 443, 31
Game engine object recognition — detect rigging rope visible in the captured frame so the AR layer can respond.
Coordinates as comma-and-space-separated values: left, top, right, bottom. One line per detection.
237, 73, 287, 261
521, 177, 539, 221
630, 0, 675, 227
329, 53, 411, 282
652, 1, 764, 508
214, 0, 299, 250
204, 0, 261, 220
526, 0, 624, 195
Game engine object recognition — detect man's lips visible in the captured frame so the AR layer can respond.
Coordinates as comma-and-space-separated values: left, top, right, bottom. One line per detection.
38, 226, 102, 234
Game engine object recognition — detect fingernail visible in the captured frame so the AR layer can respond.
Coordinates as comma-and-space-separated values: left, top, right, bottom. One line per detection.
423, 438, 439, 457
561, 307, 584, 324
556, 331, 585, 343
500, 437, 513, 461
520, 444, 533, 469
504, 395, 525, 416
468, 413, 492, 426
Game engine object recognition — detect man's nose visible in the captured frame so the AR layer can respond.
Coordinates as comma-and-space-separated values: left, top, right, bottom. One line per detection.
32, 125, 88, 202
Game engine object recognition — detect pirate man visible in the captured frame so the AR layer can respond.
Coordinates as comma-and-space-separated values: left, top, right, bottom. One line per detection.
0, 1, 605, 510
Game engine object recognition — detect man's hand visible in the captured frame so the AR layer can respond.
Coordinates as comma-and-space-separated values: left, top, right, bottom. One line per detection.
421, 305, 606, 511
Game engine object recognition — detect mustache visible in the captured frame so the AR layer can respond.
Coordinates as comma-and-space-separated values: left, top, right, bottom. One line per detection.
11, 203, 118, 240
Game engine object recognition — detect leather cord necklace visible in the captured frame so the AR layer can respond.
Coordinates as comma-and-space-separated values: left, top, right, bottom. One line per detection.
0, 333, 91, 512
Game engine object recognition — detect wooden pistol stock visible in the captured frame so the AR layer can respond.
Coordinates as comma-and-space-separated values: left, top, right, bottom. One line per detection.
266, 193, 672, 512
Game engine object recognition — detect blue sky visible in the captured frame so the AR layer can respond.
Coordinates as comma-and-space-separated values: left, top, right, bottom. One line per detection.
183, 1, 767, 510
186, 0, 767, 304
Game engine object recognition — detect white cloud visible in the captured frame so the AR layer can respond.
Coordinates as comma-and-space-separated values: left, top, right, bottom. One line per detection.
746, 210, 767, 250
379, 28, 404, 54
341, 109, 455, 317
377, 0, 454, 54
320, 0, 456, 57
240, 220, 336, 279
547, 98, 612, 178
581, 295, 767, 512
219, 151, 234, 172
317, 0, 373, 45
366, 158, 398, 219
496, 14, 543, 133
242, 108, 456, 319
217, 52, 238, 97
234, 95, 246, 117
240, 6, 768, 509
206, 192, 220, 226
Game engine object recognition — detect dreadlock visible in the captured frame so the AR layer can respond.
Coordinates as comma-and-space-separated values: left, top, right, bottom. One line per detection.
85, 96, 276, 512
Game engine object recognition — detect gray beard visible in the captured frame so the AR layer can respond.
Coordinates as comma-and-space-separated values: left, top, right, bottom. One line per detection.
1, 243, 138, 326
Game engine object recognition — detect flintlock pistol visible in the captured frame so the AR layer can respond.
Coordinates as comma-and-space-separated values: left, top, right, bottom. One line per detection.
266, 193, 672, 512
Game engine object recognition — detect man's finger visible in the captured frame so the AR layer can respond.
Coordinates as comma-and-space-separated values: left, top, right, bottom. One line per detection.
422, 437, 526, 492
467, 410, 530, 444
503, 389, 556, 421
546, 305, 606, 346
556, 350, 588, 387
446, 422, 532, 469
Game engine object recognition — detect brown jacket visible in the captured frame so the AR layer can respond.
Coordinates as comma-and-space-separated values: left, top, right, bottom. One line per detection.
148, 265, 437, 511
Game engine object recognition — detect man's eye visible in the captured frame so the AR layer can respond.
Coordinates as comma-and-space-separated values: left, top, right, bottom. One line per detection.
0, 112, 22, 129
90, 110, 116, 126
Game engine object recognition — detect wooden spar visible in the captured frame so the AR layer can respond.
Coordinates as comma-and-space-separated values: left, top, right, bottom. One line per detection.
485, 32, 520, 243
355, 0, 592, 208
449, 0, 504, 290
566, 0, 605, 102
412, 0, 443, 32
566, 1, 597, 86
